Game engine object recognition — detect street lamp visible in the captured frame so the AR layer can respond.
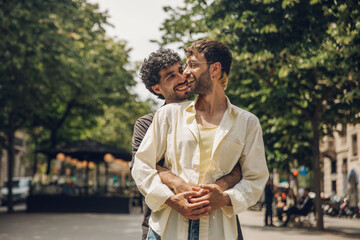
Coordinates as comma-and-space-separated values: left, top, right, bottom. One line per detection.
104, 153, 115, 163
56, 153, 65, 162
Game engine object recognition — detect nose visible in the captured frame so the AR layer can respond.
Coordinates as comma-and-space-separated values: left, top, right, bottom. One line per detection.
183, 64, 191, 75
178, 72, 186, 82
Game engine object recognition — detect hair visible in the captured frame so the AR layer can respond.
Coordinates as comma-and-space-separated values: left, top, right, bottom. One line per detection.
184, 39, 232, 89
139, 49, 182, 99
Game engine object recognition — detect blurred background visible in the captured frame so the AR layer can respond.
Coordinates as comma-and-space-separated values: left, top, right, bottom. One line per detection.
0, 0, 359, 231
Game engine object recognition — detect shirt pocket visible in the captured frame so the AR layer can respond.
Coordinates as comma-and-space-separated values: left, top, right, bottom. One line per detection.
215, 140, 244, 173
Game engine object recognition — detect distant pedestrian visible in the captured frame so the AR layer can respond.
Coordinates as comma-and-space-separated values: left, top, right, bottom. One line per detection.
264, 177, 274, 226
282, 188, 313, 227
283, 188, 297, 212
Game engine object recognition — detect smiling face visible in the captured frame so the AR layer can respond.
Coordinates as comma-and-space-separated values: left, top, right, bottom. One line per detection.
151, 62, 195, 103
184, 53, 213, 96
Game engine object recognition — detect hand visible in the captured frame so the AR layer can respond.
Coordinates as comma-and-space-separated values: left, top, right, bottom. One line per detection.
189, 184, 231, 212
172, 181, 195, 194
165, 190, 211, 220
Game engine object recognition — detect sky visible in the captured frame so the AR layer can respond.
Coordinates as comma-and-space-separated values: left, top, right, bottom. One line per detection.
88, 0, 185, 104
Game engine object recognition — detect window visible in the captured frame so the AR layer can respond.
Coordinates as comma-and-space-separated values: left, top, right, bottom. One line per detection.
340, 124, 347, 144
352, 134, 358, 156
342, 159, 347, 174
332, 180, 337, 193
331, 160, 337, 174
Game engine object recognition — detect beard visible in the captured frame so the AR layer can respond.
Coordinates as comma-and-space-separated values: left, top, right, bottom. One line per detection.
193, 68, 213, 95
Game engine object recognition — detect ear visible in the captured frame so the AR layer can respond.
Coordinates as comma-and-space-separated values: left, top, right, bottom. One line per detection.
151, 84, 162, 95
211, 62, 222, 77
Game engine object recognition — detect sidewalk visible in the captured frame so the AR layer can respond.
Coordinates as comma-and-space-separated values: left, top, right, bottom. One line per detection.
0, 205, 359, 239
239, 209, 360, 240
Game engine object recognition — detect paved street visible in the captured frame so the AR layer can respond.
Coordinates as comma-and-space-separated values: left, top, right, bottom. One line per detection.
0, 204, 359, 240
238, 209, 360, 240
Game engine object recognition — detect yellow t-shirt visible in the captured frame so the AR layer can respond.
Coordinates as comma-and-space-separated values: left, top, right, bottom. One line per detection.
198, 124, 218, 184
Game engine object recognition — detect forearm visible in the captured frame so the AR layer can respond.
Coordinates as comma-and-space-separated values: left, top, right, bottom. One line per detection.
157, 164, 192, 194
215, 162, 242, 191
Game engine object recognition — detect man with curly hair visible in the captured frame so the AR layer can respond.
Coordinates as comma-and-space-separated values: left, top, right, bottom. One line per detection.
132, 41, 268, 239
131, 48, 242, 240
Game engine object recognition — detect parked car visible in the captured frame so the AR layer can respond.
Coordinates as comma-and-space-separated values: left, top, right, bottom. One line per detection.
1, 177, 32, 205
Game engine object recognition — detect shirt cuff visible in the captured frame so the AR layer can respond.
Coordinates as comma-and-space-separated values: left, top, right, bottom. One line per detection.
221, 205, 234, 218
224, 188, 249, 214
145, 185, 174, 212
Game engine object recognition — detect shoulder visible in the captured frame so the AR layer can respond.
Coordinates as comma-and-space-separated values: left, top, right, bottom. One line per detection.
134, 112, 155, 134
135, 112, 155, 126
230, 104, 260, 126
155, 101, 192, 118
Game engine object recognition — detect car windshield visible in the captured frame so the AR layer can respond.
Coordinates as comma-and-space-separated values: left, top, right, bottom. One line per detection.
3, 180, 30, 188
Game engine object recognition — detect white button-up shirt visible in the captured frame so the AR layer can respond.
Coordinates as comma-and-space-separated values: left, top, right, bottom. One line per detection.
132, 97, 269, 240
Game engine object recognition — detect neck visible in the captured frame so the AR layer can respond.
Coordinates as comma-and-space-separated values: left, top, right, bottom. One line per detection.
196, 87, 227, 116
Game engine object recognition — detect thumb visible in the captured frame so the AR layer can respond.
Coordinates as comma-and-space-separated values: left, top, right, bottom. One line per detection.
199, 184, 215, 191
192, 186, 202, 192
182, 190, 201, 198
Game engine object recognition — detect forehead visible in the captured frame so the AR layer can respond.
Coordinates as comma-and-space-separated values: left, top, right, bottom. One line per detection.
186, 53, 206, 63
159, 62, 181, 79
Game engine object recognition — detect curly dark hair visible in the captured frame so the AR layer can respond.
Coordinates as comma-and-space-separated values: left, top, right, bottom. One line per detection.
139, 49, 182, 99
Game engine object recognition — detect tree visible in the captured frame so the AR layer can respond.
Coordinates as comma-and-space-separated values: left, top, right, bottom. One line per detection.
0, 0, 79, 213
159, 0, 360, 229
0, 0, 138, 212
83, 101, 153, 152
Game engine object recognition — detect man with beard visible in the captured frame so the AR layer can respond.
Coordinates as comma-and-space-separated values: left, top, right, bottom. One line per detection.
131, 48, 242, 240
132, 41, 268, 239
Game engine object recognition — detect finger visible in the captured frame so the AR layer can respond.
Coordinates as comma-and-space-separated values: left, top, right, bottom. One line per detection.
187, 199, 210, 210
186, 206, 211, 219
181, 190, 202, 198
199, 184, 215, 191
189, 206, 211, 216
189, 189, 210, 199
188, 195, 209, 203
192, 186, 202, 192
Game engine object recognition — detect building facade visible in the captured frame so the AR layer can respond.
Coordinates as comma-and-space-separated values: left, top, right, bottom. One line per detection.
322, 124, 360, 207
0, 131, 28, 186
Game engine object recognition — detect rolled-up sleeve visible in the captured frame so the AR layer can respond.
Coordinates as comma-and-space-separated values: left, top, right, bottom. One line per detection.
225, 118, 269, 214
131, 110, 174, 212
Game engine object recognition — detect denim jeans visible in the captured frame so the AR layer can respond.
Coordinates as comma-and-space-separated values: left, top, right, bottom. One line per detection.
147, 228, 161, 240
147, 219, 199, 240
188, 219, 200, 240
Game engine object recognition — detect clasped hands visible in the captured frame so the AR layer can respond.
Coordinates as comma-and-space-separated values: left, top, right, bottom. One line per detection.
165, 183, 231, 220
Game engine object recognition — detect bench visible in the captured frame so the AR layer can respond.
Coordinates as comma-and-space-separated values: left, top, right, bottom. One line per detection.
288, 207, 316, 227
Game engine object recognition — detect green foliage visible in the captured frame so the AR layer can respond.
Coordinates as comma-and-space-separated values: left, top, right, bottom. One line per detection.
159, 0, 360, 170
83, 101, 153, 151
1, 0, 148, 152
159, 0, 360, 228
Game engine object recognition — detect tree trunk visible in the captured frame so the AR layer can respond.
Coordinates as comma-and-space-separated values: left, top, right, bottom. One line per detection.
6, 130, 15, 214
32, 135, 38, 176
311, 118, 324, 229
46, 129, 58, 175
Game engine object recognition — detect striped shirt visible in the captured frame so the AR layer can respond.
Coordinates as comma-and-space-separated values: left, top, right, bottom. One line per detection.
131, 112, 155, 240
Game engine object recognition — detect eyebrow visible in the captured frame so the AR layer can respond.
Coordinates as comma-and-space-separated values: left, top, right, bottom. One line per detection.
163, 70, 176, 79
163, 66, 183, 79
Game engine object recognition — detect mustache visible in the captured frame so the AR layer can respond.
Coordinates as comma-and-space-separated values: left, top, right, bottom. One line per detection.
174, 80, 189, 88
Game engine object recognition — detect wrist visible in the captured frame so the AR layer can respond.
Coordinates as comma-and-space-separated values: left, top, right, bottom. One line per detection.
171, 178, 187, 191
214, 180, 228, 192
223, 192, 232, 206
